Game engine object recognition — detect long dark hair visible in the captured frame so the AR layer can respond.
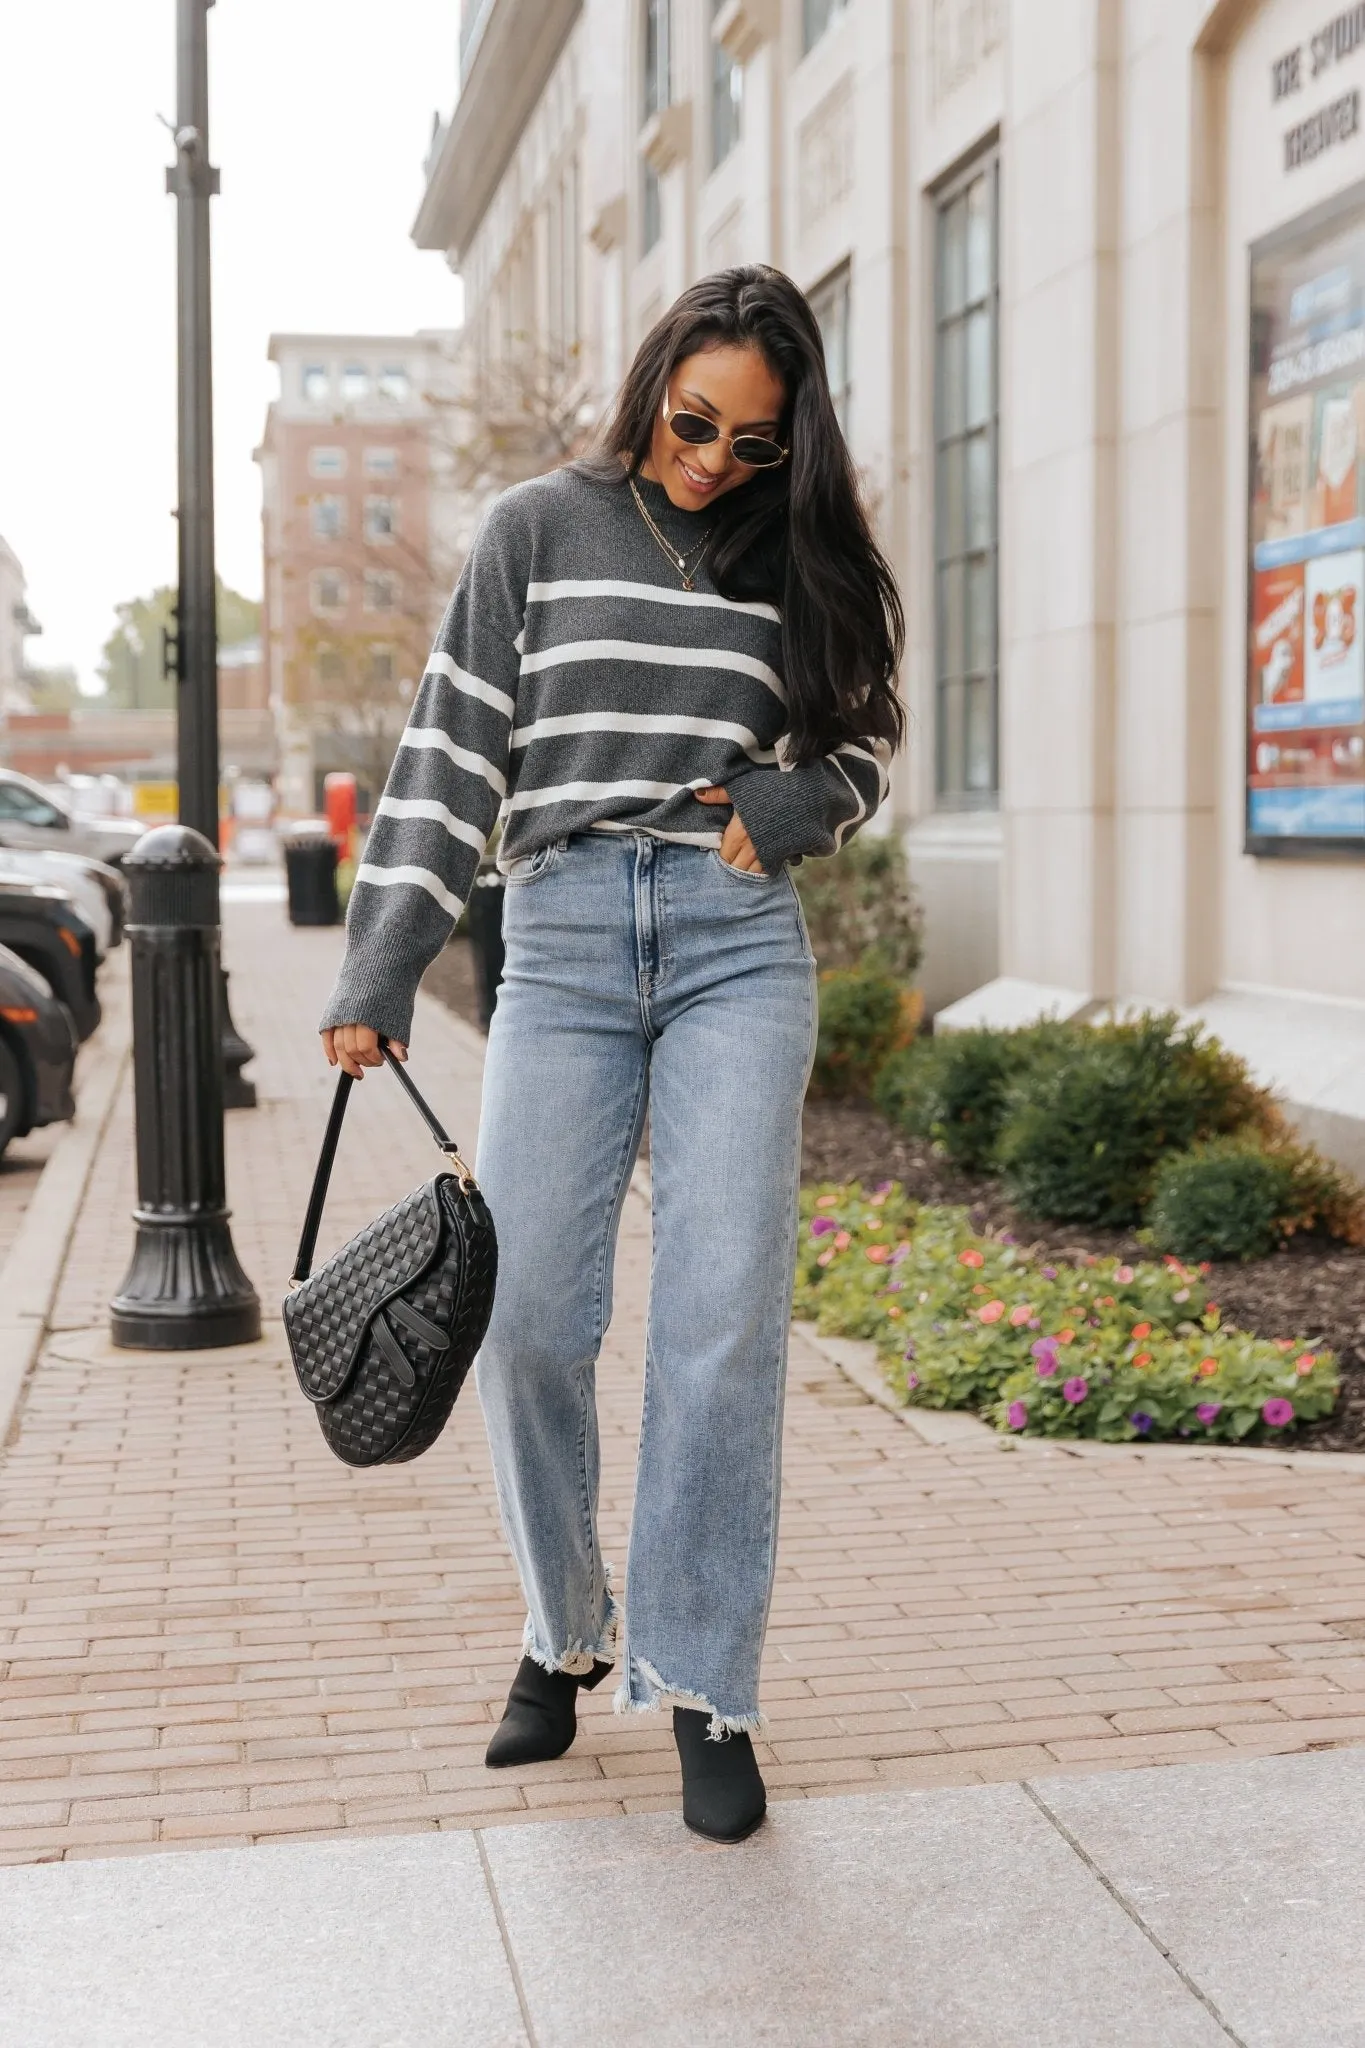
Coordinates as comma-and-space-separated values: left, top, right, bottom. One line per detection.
581, 266, 905, 764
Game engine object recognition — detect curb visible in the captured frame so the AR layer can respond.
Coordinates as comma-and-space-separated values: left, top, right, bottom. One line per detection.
0, 959, 132, 1451
794, 1318, 1365, 1475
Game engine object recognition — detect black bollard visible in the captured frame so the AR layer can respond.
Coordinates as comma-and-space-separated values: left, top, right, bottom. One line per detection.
220, 968, 258, 1109
110, 826, 261, 1349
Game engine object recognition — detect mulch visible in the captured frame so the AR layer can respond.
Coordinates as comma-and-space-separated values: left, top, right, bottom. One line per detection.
423, 943, 1365, 1454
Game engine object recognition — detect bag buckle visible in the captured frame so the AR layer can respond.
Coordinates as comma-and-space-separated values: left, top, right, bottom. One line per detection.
442, 1146, 478, 1193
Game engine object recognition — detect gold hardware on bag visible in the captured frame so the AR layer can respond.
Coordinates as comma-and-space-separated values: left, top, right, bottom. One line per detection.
442, 1147, 478, 1193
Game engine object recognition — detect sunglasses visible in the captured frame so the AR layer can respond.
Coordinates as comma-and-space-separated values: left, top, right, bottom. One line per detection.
663, 394, 788, 470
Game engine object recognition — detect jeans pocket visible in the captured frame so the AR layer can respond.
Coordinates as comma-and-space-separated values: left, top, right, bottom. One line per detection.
504, 840, 567, 887
708, 849, 780, 886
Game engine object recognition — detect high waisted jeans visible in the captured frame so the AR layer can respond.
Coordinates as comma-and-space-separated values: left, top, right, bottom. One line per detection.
474, 832, 817, 1734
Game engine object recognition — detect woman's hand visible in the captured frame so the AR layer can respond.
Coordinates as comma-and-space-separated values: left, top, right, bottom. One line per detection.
696, 786, 765, 873
322, 1025, 407, 1079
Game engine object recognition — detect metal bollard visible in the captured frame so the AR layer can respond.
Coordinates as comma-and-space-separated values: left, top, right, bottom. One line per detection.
110, 826, 261, 1349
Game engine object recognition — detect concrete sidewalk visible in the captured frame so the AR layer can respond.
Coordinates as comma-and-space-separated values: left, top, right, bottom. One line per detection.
0, 1747, 1362, 2044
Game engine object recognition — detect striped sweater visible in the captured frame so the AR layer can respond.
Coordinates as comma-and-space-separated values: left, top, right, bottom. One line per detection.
321, 465, 891, 1042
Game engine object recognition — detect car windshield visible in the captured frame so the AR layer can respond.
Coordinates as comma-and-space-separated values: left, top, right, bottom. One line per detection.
0, 780, 65, 828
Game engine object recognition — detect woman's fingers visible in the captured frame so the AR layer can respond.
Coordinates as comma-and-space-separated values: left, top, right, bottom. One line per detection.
719, 814, 765, 873
694, 785, 731, 804
322, 1026, 406, 1078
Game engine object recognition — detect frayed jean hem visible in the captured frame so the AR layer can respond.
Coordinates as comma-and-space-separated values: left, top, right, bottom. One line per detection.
521, 1570, 621, 1679
613, 1651, 766, 1742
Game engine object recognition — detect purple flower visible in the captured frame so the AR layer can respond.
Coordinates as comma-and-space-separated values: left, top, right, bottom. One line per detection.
1035, 1356, 1058, 1380
907, 1373, 921, 1391
1262, 1398, 1295, 1428
999, 1231, 1018, 1247
890, 1244, 910, 1266
1131, 1411, 1154, 1435
884, 1281, 904, 1294
1031, 1337, 1058, 1361
874, 1179, 895, 1197
1062, 1377, 1089, 1405
1196, 1401, 1222, 1425
1007, 1400, 1028, 1430
810, 1217, 837, 1238
902, 1343, 917, 1361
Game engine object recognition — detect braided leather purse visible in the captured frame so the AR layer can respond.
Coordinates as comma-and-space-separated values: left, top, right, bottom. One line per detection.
283, 1046, 497, 1467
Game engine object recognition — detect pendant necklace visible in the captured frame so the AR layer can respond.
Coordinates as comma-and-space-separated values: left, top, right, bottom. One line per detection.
629, 474, 712, 591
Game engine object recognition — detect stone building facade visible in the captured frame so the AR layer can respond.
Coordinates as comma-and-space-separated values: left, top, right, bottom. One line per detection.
415, 0, 1365, 1164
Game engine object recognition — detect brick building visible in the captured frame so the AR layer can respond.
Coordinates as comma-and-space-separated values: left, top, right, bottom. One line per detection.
256, 332, 461, 816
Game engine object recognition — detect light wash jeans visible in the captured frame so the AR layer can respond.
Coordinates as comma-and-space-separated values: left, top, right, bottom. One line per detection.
474, 831, 817, 1734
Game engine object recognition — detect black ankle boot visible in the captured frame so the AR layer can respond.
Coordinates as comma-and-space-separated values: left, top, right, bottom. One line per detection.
673, 1707, 767, 1843
485, 1655, 611, 1768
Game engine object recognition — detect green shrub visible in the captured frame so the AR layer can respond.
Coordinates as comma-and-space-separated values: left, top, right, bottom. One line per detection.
793, 833, 924, 980
796, 1181, 1338, 1444
873, 1023, 1068, 1171
1145, 1134, 1365, 1262
811, 968, 916, 1098
995, 1014, 1277, 1228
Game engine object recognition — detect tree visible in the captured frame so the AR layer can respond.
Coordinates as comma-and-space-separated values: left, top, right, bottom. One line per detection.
20, 664, 80, 712
99, 579, 261, 709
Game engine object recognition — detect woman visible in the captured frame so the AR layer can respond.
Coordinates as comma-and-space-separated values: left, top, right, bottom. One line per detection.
321, 266, 905, 1843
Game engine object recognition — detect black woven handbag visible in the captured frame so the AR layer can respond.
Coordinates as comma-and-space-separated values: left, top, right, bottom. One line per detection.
284, 1046, 497, 1467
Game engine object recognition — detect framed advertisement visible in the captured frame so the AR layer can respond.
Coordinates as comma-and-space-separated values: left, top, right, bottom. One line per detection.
1247, 182, 1365, 857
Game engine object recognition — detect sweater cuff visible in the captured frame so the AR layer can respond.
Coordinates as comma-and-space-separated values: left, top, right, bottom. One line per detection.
318, 954, 421, 1047
723, 764, 837, 873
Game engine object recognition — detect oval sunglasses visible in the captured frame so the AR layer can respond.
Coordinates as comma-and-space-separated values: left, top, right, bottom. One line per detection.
663, 394, 788, 470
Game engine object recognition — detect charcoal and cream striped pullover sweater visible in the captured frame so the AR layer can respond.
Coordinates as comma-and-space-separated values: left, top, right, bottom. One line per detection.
321, 465, 891, 1043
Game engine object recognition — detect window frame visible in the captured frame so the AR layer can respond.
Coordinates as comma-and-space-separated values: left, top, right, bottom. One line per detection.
310, 570, 347, 618
932, 147, 1001, 813
377, 366, 410, 403
308, 446, 346, 479
364, 495, 398, 544
310, 494, 347, 543
643, 0, 670, 123
802, 0, 847, 57
808, 261, 852, 436
341, 364, 371, 403
710, 0, 742, 169
363, 446, 398, 477
301, 365, 329, 404
363, 570, 400, 615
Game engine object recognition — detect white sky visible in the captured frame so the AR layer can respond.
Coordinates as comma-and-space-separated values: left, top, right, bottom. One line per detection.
0, 0, 464, 692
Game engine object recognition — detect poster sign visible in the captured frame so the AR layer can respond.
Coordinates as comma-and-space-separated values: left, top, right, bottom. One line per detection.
1248, 185, 1365, 851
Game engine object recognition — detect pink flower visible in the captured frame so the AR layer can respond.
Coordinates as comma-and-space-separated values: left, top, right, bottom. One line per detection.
1009, 1304, 1033, 1327
907, 1373, 921, 1390
815, 1193, 840, 1210
1116, 1266, 1135, 1284
865, 1245, 890, 1264
1296, 1353, 1317, 1374
1035, 1355, 1058, 1379
958, 1248, 985, 1270
834, 1231, 851, 1250
1262, 1398, 1294, 1428
872, 1180, 894, 1200
978, 1300, 1006, 1324
1196, 1402, 1222, 1424
1007, 1400, 1028, 1430
1042, 1266, 1058, 1280
1062, 1377, 1089, 1405
816, 1249, 835, 1268
1174, 1287, 1190, 1304
810, 1216, 837, 1238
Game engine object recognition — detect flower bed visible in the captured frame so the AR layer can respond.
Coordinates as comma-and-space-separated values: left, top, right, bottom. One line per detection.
795, 1181, 1339, 1445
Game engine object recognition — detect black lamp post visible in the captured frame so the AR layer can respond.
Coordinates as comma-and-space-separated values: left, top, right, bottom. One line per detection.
166, 0, 256, 1111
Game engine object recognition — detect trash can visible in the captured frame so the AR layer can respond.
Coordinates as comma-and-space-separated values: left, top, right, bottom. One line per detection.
284, 822, 340, 928
465, 866, 506, 1032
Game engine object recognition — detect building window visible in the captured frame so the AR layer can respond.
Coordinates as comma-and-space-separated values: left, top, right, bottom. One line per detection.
341, 365, 370, 403
310, 570, 347, 617
642, 164, 662, 254
301, 364, 329, 403
364, 571, 399, 614
311, 495, 346, 542
364, 496, 397, 543
308, 446, 346, 478
643, 0, 670, 121
377, 365, 410, 402
368, 645, 395, 687
809, 262, 851, 435
934, 152, 1000, 810
711, 0, 742, 168
314, 646, 346, 691
363, 446, 398, 476
802, 0, 847, 54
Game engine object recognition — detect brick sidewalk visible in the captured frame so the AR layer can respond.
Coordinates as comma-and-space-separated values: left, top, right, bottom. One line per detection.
2, 900, 1365, 1864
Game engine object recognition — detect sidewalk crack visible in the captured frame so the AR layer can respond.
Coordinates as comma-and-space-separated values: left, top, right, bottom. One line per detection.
1022, 1782, 1249, 2048
475, 1827, 540, 2047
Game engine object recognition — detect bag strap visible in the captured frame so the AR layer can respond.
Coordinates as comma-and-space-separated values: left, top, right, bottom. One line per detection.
289, 1044, 476, 1286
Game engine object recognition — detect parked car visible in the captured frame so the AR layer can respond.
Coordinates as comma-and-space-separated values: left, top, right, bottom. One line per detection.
0, 943, 76, 1162
0, 850, 123, 958
0, 878, 101, 1042
0, 769, 144, 867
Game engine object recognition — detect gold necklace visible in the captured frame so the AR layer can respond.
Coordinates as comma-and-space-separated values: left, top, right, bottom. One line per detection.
629, 475, 712, 590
